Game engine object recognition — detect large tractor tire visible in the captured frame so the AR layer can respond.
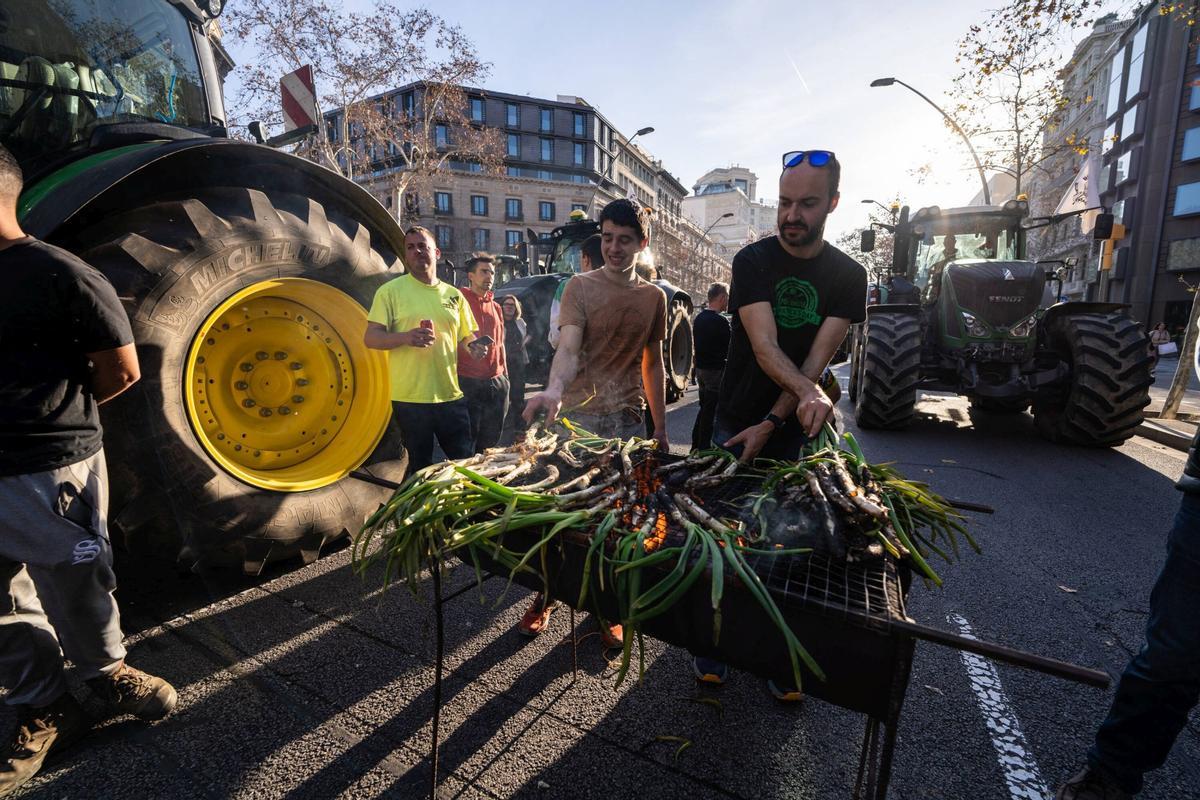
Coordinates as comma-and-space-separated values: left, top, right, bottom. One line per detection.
854, 312, 921, 429
75, 186, 407, 572
1032, 311, 1152, 447
663, 298, 694, 403
847, 325, 864, 403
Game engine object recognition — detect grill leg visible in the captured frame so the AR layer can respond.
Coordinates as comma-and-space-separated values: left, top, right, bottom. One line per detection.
852, 718, 878, 800
569, 605, 578, 681
874, 636, 917, 800
430, 558, 445, 800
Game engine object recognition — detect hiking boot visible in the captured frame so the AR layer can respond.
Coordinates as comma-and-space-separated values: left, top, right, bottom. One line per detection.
87, 662, 177, 721
0, 693, 90, 797
599, 621, 623, 650
766, 679, 805, 703
692, 656, 729, 685
517, 596, 556, 637
1056, 766, 1133, 800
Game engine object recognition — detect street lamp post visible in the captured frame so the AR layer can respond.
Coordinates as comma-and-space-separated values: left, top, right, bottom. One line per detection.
686, 212, 734, 291
861, 198, 899, 221
870, 77, 990, 205
607, 125, 654, 183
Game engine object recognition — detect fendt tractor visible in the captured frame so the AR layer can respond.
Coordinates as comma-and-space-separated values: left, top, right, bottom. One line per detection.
493, 211, 696, 402
848, 200, 1152, 446
3, 0, 409, 572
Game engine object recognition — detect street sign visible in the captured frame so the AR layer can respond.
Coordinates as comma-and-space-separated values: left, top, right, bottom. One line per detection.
280, 65, 317, 133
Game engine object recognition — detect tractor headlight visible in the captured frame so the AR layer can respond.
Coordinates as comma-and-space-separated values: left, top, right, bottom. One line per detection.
961, 311, 990, 338
1008, 313, 1038, 339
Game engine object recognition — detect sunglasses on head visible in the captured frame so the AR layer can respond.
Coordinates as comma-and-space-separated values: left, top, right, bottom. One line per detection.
782, 150, 835, 168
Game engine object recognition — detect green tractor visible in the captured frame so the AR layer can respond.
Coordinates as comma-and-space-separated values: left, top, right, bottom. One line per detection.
493, 211, 695, 402
3, 0, 408, 572
848, 201, 1152, 446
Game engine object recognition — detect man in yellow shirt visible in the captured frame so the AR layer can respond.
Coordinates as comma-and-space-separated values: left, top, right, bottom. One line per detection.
365, 227, 489, 476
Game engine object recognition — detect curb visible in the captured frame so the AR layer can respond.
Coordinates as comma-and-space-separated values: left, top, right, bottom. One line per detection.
1137, 420, 1193, 452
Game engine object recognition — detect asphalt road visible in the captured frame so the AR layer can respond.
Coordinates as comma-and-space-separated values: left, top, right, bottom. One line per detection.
6, 370, 1199, 800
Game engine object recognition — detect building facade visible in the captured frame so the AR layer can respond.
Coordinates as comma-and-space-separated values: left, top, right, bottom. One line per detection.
1097, 3, 1200, 336
325, 84, 728, 297
682, 166, 778, 262
1025, 14, 1130, 298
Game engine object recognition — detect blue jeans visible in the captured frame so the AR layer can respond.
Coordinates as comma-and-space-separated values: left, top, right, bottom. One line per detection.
1089, 492, 1200, 794
392, 399, 474, 477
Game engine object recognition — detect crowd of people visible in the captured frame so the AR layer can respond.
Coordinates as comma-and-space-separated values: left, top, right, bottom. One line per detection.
2, 132, 1197, 799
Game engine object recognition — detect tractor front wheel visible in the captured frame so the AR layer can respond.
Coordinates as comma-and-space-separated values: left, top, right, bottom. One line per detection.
854, 312, 921, 430
76, 186, 406, 571
1032, 311, 1152, 447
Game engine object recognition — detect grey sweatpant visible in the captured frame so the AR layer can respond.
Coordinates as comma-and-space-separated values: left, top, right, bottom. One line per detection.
0, 449, 126, 707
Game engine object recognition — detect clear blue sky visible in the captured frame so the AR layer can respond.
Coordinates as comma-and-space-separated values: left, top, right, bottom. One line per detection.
228, 0, 1088, 240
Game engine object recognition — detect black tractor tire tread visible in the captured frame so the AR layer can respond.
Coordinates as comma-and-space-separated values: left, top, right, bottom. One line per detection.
1033, 311, 1152, 447
663, 299, 694, 404
854, 312, 921, 430
74, 185, 407, 569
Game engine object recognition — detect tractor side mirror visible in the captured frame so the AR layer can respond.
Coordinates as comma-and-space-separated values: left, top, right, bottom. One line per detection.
1093, 212, 1114, 240
860, 229, 876, 253
248, 121, 266, 144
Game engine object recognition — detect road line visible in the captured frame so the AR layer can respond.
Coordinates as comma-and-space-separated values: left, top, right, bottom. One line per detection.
948, 613, 1051, 800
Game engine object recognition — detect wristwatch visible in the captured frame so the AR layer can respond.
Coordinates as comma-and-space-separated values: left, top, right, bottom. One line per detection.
762, 412, 784, 430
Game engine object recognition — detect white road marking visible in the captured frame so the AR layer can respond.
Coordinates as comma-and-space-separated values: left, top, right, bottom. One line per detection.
949, 613, 1051, 800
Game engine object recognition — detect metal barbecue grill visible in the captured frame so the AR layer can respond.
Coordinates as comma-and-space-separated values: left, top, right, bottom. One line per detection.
351, 450, 1110, 800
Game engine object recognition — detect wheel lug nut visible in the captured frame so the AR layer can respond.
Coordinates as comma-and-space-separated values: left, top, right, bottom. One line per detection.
278, 406, 291, 415
235, 381, 248, 390
296, 378, 309, 386
290, 362, 303, 370
292, 395, 304, 403
274, 351, 288, 360
255, 351, 269, 361
242, 399, 256, 408
260, 408, 273, 417
239, 363, 254, 372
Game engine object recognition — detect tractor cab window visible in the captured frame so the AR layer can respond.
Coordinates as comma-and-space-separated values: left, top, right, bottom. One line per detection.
548, 238, 585, 275
0, 0, 207, 167
492, 256, 527, 284
910, 222, 1018, 291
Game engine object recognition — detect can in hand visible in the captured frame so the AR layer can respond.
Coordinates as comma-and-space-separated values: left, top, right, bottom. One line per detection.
420, 319, 434, 334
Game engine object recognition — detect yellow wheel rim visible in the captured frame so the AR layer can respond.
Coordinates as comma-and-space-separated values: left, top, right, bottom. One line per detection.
184, 277, 391, 492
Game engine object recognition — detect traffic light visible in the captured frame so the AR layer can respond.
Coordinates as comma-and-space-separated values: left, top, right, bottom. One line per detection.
1099, 224, 1127, 271
1092, 212, 1114, 240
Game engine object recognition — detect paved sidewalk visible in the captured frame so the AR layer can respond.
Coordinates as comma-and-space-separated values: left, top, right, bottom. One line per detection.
1139, 356, 1199, 451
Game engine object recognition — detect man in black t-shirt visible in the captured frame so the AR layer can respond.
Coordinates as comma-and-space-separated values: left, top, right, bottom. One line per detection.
716, 151, 866, 464
0, 145, 178, 795
690, 282, 731, 451
693, 151, 866, 698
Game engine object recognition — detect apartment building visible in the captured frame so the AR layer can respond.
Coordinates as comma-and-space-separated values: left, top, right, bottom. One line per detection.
1096, 3, 1200, 334
325, 83, 728, 296
682, 166, 777, 261
1025, 14, 1130, 298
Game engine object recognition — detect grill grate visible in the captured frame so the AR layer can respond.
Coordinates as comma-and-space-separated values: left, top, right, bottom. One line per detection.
635, 454, 908, 627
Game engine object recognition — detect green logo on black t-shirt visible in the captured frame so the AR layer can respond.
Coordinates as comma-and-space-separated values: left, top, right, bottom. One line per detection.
774, 277, 820, 329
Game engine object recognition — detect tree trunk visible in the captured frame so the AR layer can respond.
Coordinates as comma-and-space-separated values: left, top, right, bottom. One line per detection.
1160, 288, 1200, 420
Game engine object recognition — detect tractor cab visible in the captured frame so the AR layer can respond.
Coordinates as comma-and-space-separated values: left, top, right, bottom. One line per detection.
0, 0, 225, 180
542, 210, 599, 276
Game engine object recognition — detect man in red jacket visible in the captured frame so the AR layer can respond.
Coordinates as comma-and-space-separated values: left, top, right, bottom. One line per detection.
458, 253, 509, 453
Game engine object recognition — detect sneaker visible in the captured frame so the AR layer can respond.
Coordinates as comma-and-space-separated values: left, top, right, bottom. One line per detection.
0, 693, 90, 797
1056, 766, 1133, 800
766, 679, 805, 703
599, 621, 624, 650
691, 656, 729, 685
517, 596, 556, 637
87, 662, 177, 721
